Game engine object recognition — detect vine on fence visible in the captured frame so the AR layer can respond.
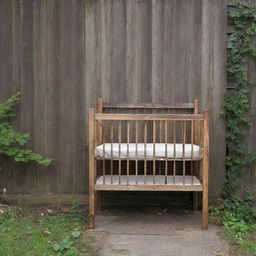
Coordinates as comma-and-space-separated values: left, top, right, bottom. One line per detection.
222, 0, 256, 201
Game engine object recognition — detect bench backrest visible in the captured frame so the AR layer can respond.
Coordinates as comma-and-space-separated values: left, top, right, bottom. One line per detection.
95, 98, 202, 146
97, 98, 199, 115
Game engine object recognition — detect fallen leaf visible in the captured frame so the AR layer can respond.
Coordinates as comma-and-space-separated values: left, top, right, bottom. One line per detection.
43, 230, 51, 235
61, 207, 69, 213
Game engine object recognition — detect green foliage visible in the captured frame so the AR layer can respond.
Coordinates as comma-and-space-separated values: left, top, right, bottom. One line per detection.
222, 5, 256, 251
0, 205, 98, 256
53, 231, 82, 256
223, 211, 253, 240
0, 92, 52, 166
214, 193, 256, 255
221, 195, 256, 254
224, 192, 256, 222
222, 0, 256, 199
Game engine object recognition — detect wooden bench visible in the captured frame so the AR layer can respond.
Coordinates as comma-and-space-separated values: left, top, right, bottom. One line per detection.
88, 99, 209, 229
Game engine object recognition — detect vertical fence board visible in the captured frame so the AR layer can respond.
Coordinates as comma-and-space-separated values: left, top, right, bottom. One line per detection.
19, 0, 37, 194
44, 0, 60, 193
201, 0, 227, 197
0, 0, 16, 193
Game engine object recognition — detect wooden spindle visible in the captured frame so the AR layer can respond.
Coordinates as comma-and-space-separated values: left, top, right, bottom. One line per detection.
199, 120, 204, 180
193, 99, 199, 209
102, 125, 106, 185
127, 121, 130, 185
182, 121, 186, 185
191, 120, 194, 185
118, 120, 122, 185
153, 120, 156, 184
173, 120, 176, 185
159, 120, 162, 175
135, 121, 138, 185
164, 120, 168, 185
110, 120, 114, 185
159, 120, 162, 143
144, 121, 147, 184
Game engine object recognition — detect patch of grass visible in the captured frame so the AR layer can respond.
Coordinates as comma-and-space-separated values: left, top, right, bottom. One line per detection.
0, 204, 98, 256
222, 210, 256, 241
210, 197, 256, 256
240, 233, 256, 255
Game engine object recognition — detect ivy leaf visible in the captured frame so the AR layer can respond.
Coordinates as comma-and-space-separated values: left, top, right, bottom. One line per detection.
223, 0, 256, 199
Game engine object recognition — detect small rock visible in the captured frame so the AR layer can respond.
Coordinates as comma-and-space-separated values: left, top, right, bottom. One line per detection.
47, 209, 53, 214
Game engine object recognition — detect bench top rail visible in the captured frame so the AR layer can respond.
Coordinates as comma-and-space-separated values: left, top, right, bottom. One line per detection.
98, 98, 199, 110
102, 102, 195, 109
94, 113, 204, 121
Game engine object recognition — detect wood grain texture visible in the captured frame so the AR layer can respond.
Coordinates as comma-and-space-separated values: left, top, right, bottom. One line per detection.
0, 0, 226, 197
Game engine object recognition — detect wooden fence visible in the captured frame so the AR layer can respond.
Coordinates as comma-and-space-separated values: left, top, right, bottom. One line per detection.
0, 0, 227, 198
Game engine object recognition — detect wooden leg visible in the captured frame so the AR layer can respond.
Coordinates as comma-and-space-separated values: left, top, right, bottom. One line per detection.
96, 191, 102, 212
202, 189, 208, 230
193, 191, 198, 211
202, 111, 209, 230
88, 108, 96, 229
88, 189, 95, 229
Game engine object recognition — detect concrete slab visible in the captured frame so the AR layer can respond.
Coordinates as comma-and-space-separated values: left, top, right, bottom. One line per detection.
89, 210, 229, 256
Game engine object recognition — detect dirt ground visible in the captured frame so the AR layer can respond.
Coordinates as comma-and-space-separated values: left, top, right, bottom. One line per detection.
87, 208, 229, 256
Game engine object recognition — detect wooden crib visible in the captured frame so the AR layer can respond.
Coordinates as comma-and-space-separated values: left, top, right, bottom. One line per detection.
88, 99, 209, 230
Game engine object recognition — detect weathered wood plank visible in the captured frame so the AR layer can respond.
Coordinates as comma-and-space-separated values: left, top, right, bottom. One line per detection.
19, 0, 37, 194
32, 0, 47, 194
126, 0, 152, 103
201, 0, 226, 197
95, 184, 203, 192
95, 113, 204, 121
152, 0, 164, 103
103, 103, 195, 109
0, 0, 17, 193
43, 0, 60, 194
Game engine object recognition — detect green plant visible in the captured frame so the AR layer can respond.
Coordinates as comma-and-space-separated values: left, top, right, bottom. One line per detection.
219, 193, 256, 255
222, 0, 256, 199
223, 211, 251, 240
0, 205, 98, 256
221, 3, 256, 254
0, 92, 52, 165
53, 231, 82, 256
